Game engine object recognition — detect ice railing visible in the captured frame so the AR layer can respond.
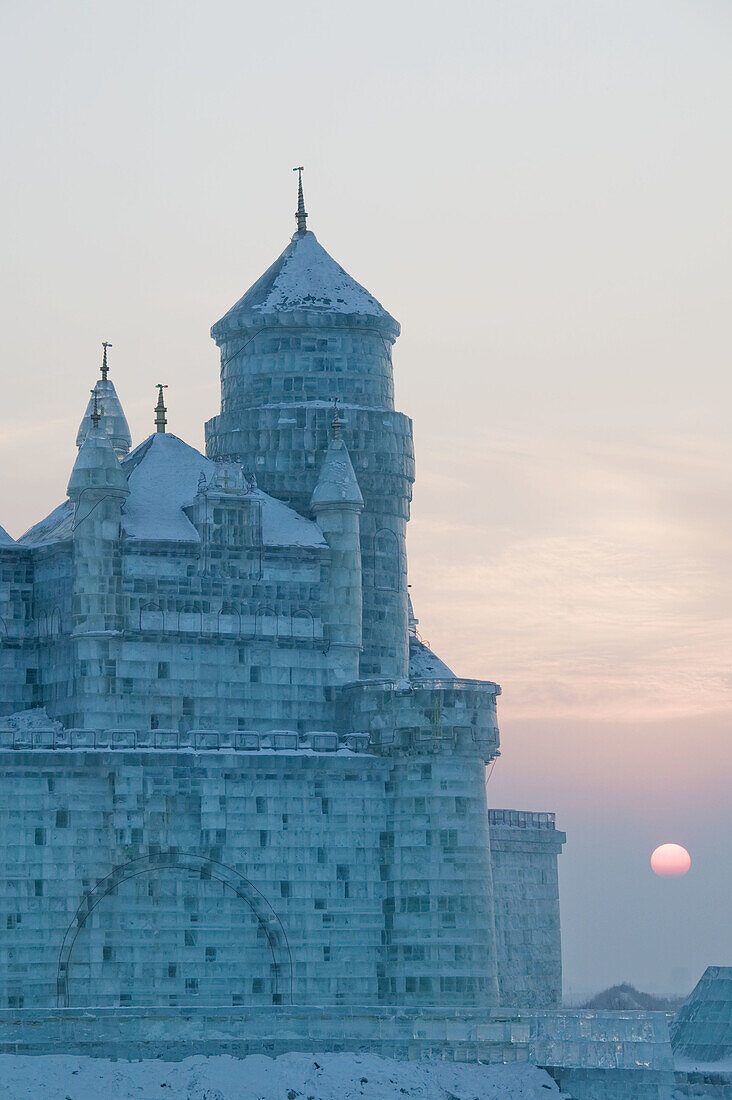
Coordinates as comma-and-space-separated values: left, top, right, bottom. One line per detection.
0, 727, 372, 754
488, 808, 556, 830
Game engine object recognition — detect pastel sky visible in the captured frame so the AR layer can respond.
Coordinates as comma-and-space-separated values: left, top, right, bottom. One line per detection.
0, 0, 730, 997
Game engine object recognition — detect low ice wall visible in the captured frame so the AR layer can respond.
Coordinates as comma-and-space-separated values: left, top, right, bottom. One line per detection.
0, 1005, 675, 1099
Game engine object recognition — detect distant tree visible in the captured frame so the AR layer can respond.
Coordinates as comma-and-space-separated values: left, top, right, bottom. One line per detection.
581, 983, 685, 1011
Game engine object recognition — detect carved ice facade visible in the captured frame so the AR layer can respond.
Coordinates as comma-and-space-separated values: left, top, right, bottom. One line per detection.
0, 215, 565, 1015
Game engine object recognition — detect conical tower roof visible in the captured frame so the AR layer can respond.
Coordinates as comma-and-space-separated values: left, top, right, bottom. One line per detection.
76, 345, 132, 457
311, 435, 364, 511
212, 230, 399, 339
68, 412, 129, 499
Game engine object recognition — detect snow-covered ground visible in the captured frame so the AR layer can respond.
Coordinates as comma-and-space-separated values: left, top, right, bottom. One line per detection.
0, 1052, 567, 1099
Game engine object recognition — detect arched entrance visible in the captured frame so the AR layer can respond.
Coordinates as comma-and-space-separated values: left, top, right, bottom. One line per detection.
57, 851, 292, 1007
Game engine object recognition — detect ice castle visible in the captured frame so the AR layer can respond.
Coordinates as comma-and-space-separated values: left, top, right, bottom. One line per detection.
0, 175, 723, 1099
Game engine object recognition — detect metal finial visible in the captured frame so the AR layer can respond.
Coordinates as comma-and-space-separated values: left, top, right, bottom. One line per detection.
101, 341, 112, 381
293, 166, 307, 234
331, 397, 342, 438
155, 384, 168, 433
90, 389, 101, 429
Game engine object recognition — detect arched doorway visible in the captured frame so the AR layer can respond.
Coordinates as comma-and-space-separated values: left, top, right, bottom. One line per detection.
57, 851, 292, 1008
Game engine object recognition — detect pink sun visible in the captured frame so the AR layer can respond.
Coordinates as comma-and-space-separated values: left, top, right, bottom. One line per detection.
650, 843, 691, 877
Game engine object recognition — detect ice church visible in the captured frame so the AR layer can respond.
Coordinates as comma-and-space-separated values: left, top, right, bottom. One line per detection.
0, 176, 723, 1099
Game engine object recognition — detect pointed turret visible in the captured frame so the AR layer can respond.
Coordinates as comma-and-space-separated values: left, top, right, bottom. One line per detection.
310, 404, 364, 511
76, 343, 132, 458
68, 397, 129, 499
311, 409, 364, 681
67, 399, 129, 659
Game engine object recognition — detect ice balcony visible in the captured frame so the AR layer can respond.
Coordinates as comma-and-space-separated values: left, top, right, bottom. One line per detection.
336, 677, 501, 762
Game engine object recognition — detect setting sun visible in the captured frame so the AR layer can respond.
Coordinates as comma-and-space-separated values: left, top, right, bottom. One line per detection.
651, 843, 692, 878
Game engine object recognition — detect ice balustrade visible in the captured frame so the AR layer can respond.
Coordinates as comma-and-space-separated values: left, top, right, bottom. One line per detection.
0, 726, 366, 753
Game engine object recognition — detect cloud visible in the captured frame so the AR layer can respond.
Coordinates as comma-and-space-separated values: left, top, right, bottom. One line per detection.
408, 428, 732, 721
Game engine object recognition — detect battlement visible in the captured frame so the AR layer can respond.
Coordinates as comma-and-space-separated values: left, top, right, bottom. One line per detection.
488, 809, 557, 830
0, 726, 369, 754
337, 678, 501, 761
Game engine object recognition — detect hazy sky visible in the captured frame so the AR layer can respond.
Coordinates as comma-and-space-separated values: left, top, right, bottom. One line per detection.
1, 0, 730, 997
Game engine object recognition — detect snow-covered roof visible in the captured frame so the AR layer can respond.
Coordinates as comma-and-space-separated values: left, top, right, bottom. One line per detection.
19, 501, 74, 546
122, 434, 326, 546
121, 433, 205, 541
21, 433, 326, 550
212, 231, 399, 336
408, 637, 456, 680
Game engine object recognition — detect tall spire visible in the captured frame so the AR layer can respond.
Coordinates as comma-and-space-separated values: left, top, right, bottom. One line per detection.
293, 166, 307, 234
155, 384, 168, 433
101, 341, 112, 381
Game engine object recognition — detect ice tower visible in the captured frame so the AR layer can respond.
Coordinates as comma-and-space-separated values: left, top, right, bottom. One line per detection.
205, 172, 413, 680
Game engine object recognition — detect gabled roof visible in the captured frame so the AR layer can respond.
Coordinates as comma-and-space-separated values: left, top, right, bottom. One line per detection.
120, 433, 205, 541
212, 231, 399, 337
121, 433, 326, 546
21, 432, 326, 550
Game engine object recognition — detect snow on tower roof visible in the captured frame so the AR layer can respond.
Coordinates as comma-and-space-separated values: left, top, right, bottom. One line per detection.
212, 231, 399, 335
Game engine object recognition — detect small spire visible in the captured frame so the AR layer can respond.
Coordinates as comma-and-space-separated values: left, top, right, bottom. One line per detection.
331, 397, 342, 438
293, 166, 308, 234
101, 341, 112, 381
155, 384, 168, 433
90, 389, 101, 429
